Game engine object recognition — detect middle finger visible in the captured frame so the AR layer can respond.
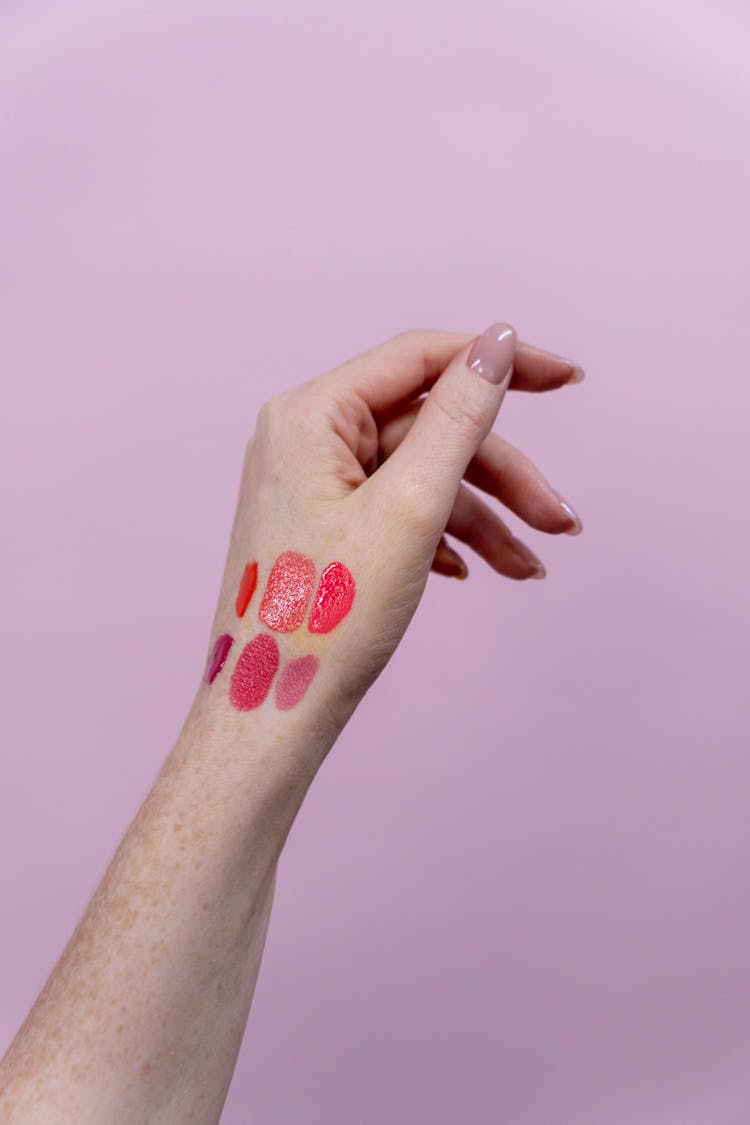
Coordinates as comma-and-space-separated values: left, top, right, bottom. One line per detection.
378, 405, 582, 535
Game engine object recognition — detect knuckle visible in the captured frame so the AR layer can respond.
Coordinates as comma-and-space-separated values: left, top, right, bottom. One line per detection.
393, 328, 425, 346
430, 384, 487, 439
255, 395, 278, 430
256, 390, 296, 430
383, 327, 436, 356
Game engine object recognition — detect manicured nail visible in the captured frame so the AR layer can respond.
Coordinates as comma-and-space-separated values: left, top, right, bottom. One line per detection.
467, 322, 517, 386
434, 539, 469, 579
511, 539, 546, 578
566, 365, 585, 384
556, 494, 583, 535
448, 556, 469, 580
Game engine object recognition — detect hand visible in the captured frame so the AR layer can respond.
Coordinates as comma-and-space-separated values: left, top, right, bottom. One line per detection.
0, 326, 585, 1124
202, 323, 584, 731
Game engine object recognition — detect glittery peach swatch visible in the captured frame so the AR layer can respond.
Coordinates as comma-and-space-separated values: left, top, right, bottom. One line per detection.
259, 551, 316, 632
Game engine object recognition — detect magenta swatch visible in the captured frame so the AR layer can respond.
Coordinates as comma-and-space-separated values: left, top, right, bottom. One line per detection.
203, 633, 234, 685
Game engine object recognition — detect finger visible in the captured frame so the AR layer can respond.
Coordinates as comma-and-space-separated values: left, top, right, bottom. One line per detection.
446, 483, 546, 581
431, 534, 468, 579
464, 433, 583, 534
366, 323, 519, 534
378, 405, 583, 535
512, 339, 585, 392
321, 327, 585, 415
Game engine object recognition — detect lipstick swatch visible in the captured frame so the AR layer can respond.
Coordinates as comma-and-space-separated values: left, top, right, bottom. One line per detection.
308, 561, 356, 633
259, 551, 316, 632
229, 633, 280, 710
235, 561, 258, 618
275, 654, 319, 711
203, 633, 234, 685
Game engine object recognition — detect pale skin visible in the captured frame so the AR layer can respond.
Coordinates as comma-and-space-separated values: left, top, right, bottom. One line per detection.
0, 325, 584, 1123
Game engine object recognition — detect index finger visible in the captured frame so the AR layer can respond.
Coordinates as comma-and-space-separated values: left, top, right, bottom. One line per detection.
322, 327, 585, 415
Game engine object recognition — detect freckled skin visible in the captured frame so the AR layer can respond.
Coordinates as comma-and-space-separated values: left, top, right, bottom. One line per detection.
0, 550, 357, 1123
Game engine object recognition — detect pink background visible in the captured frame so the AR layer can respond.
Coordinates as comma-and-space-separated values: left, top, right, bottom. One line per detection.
1, 2, 749, 1121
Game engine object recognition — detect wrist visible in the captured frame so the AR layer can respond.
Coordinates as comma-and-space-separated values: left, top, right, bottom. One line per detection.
187, 678, 345, 783
148, 677, 350, 877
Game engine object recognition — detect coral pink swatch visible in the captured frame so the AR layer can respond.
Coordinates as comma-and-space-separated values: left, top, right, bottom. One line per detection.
308, 561, 356, 633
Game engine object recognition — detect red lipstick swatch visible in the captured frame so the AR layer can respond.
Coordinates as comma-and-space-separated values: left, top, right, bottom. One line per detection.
308, 561, 356, 633
259, 551, 316, 632
275, 654, 319, 711
203, 633, 234, 685
229, 633, 280, 710
235, 561, 258, 618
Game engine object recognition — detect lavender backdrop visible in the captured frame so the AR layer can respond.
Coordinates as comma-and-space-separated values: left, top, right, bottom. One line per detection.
1, 2, 749, 1122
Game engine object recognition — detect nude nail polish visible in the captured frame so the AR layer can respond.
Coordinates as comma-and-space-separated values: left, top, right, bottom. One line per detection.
556, 495, 583, 534
511, 538, 546, 578
467, 323, 517, 385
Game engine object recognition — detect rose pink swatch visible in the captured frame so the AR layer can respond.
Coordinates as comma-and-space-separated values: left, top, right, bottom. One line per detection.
275, 654, 319, 710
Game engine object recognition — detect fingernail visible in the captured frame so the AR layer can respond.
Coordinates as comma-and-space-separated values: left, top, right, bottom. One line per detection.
511, 539, 546, 578
565, 365, 586, 384
467, 322, 517, 386
434, 541, 469, 579
555, 494, 583, 535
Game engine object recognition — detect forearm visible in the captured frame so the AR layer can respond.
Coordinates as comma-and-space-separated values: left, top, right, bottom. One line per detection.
0, 686, 340, 1124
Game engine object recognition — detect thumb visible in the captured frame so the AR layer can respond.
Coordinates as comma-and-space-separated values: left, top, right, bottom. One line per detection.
375, 321, 517, 532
